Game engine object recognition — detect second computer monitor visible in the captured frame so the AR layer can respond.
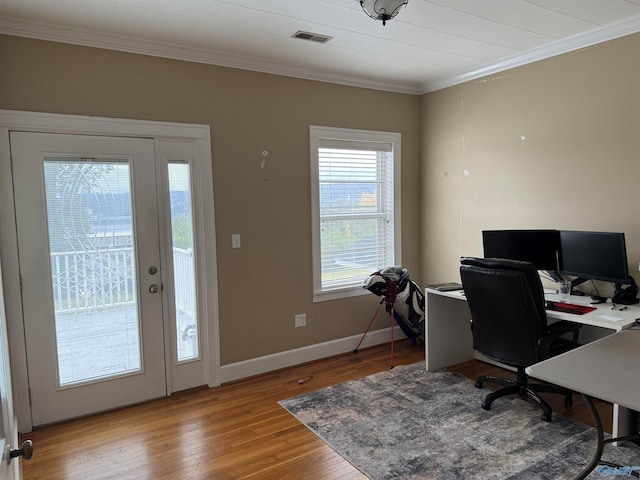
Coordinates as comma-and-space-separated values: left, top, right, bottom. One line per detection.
482, 230, 560, 271
559, 230, 629, 284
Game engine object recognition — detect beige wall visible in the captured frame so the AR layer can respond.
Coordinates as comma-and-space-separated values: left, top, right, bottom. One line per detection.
421, 32, 640, 298
0, 35, 422, 365
4, 29, 638, 367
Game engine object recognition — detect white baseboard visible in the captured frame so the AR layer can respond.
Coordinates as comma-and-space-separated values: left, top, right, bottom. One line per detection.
220, 326, 407, 384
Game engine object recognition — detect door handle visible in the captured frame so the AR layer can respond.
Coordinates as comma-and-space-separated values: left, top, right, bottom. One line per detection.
149, 284, 161, 294
7, 440, 33, 464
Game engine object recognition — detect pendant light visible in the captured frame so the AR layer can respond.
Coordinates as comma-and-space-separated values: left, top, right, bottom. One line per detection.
359, 0, 408, 26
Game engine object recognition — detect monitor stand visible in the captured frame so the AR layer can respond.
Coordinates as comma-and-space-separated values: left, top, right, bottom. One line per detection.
566, 277, 587, 296
568, 277, 607, 302
544, 270, 564, 283
590, 296, 608, 304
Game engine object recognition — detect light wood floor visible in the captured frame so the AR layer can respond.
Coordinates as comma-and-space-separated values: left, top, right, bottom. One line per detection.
20, 340, 611, 480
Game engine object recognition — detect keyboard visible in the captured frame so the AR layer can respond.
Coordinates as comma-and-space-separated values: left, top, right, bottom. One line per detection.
545, 301, 597, 315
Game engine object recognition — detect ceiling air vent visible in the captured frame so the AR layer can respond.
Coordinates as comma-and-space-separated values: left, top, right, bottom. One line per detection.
292, 31, 333, 44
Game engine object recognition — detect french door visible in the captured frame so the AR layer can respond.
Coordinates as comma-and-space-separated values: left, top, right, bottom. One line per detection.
10, 131, 209, 426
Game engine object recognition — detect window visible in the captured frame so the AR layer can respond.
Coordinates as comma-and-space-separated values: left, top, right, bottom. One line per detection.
168, 161, 200, 362
310, 126, 401, 302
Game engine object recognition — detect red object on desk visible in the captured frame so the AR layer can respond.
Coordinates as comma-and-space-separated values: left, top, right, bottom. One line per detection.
545, 301, 597, 315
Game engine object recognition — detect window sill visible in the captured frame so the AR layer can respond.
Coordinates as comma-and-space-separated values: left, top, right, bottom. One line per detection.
313, 286, 369, 303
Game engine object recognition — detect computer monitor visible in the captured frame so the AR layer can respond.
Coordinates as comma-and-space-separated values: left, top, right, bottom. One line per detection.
559, 230, 629, 285
482, 230, 561, 271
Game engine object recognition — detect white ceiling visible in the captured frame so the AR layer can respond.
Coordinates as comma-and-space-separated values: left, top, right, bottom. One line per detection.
1, 0, 640, 94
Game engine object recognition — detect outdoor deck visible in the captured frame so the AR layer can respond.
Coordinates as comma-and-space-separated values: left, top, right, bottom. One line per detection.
55, 306, 195, 386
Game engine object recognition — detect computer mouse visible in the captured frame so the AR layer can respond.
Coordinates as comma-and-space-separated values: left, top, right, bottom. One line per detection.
545, 300, 555, 309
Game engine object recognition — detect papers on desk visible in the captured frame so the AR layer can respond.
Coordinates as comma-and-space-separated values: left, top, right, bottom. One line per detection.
426, 282, 463, 292
597, 314, 626, 322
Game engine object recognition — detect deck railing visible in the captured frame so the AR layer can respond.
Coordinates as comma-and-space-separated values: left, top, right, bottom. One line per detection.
50, 247, 194, 314
172, 247, 196, 316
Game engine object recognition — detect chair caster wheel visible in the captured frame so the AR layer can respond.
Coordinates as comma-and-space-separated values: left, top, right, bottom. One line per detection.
481, 401, 491, 411
542, 413, 551, 422
475, 380, 483, 389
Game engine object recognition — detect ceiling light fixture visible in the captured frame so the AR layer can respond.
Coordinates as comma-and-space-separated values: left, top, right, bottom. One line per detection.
359, 0, 408, 26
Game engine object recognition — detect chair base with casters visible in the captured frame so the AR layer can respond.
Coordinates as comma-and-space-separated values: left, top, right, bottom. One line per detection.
475, 366, 572, 422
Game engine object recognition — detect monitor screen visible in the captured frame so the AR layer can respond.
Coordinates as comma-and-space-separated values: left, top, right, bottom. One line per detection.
559, 230, 629, 284
482, 230, 560, 271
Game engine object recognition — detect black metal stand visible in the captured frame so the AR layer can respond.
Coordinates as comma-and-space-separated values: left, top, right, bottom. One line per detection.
353, 297, 397, 369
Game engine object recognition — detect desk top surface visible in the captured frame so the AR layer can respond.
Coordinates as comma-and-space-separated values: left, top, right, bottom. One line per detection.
526, 329, 640, 410
425, 287, 640, 331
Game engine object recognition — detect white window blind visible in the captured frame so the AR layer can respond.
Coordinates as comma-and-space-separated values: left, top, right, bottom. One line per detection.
310, 126, 400, 301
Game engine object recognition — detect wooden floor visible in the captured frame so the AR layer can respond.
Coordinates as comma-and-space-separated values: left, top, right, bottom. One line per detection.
20, 340, 611, 480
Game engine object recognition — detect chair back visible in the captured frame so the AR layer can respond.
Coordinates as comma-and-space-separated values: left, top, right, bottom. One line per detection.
460, 257, 548, 368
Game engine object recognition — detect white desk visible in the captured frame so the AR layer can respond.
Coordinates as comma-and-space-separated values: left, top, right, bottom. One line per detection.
424, 288, 640, 371
424, 287, 640, 442
526, 329, 640, 420
526, 330, 640, 478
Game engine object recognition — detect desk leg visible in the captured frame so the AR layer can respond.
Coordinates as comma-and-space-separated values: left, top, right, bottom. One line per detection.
425, 292, 475, 371
613, 404, 637, 442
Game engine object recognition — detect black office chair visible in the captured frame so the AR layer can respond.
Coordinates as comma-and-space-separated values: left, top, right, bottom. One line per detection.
459, 257, 581, 422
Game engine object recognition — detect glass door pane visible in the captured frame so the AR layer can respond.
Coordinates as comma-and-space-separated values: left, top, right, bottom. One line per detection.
43, 160, 141, 386
168, 162, 199, 362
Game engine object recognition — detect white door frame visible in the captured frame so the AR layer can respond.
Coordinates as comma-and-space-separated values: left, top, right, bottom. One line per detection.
0, 110, 221, 433
0, 258, 19, 480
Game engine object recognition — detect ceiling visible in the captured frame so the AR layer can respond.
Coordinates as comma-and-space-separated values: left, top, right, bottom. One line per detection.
1, 0, 640, 94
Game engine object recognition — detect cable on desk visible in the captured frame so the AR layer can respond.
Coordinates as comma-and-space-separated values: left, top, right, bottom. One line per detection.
590, 281, 602, 300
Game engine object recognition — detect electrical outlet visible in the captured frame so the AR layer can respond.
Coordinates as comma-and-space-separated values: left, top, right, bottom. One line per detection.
294, 314, 306, 328
231, 234, 241, 249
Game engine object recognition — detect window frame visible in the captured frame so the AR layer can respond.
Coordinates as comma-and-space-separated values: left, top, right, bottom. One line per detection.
310, 125, 401, 302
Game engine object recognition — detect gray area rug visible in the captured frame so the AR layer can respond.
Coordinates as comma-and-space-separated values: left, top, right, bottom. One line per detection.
279, 363, 639, 479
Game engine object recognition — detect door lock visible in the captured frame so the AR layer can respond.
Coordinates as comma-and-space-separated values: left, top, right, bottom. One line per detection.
149, 284, 161, 294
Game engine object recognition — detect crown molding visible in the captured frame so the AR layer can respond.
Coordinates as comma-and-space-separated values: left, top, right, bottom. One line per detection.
419, 15, 640, 94
0, 16, 422, 95
1, 14, 640, 97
